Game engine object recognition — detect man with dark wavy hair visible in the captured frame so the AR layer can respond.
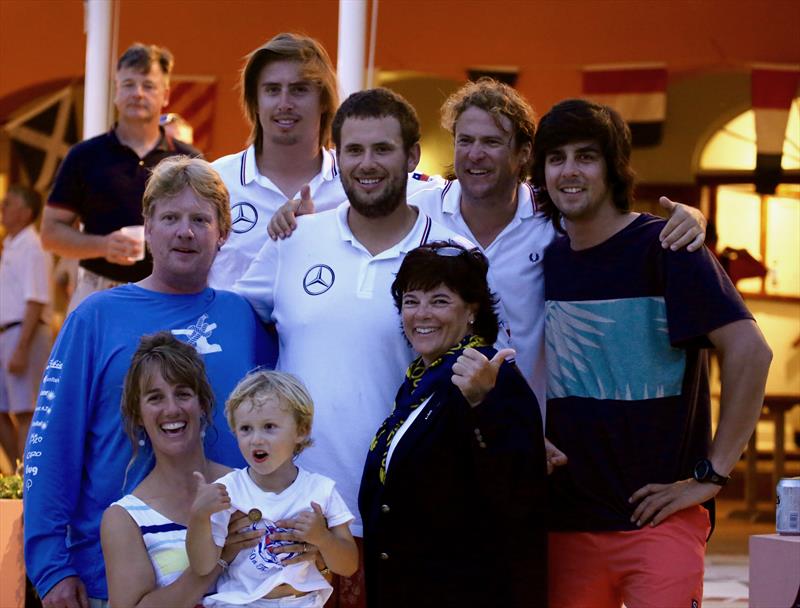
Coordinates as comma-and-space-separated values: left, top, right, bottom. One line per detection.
537, 99, 771, 608
42, 43, 200, 312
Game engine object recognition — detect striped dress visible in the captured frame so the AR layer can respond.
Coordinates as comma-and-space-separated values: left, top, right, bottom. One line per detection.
113, 494, 191, 588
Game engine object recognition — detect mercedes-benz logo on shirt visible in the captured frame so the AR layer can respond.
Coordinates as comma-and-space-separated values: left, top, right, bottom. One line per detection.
303, 265, 335, 295
231, 202, 258, 233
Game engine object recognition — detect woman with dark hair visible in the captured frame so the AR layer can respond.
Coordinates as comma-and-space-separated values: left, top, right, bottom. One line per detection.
359, 241, 547, 608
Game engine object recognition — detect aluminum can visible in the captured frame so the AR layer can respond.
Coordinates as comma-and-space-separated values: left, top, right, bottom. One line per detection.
776, 477, 800, 535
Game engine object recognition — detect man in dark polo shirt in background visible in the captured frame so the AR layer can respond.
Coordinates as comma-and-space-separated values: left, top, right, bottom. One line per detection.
42, 43, 200, 312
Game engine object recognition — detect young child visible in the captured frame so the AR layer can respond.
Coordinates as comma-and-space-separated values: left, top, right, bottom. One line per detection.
187, 370, 357, 608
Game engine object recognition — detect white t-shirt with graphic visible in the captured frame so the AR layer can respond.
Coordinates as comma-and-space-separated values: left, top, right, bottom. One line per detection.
204, 466, 352, 607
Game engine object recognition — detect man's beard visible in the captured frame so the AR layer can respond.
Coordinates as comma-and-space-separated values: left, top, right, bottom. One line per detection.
343, 173, 407, 219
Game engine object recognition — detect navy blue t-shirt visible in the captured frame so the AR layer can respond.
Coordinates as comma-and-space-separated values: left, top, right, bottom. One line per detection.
48, 127, 201, 282
544, 213, 752, 532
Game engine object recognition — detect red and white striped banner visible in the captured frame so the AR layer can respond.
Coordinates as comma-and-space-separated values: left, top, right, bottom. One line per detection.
166, 76, 217, 153
751, 63, 800, 193
582, 63, 668, 147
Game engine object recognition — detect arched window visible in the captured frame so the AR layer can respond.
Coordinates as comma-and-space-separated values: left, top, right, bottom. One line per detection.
700, 99, 799, 171
697, 99, 800, 299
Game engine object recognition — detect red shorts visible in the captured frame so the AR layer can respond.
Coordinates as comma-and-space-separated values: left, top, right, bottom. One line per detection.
549, 505, 710, 608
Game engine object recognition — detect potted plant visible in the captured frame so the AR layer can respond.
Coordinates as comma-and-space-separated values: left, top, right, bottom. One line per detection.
0, 467, 24, 608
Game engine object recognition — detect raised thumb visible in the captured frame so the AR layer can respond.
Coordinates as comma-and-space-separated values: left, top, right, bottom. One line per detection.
490, 348, 516, 368
658, 196, 676, 211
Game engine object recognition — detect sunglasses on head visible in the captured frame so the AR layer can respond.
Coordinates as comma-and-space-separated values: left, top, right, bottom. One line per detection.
431, 245, 467, 257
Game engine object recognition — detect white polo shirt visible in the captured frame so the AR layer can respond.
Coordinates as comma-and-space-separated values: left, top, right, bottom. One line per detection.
0, 224, 53, 325
233, 202, 470, 535
209, 146, 347, 290
408, 178, 555, 412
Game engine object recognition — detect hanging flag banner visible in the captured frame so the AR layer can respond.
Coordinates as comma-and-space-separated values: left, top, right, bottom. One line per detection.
582, 63, 668, 147
165, 76, 217, 154
751, 63, 800, 194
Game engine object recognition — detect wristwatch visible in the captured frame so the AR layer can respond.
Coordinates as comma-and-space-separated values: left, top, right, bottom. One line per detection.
692, 458, 729, 486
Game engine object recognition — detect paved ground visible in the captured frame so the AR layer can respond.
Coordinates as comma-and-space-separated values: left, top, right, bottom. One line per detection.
703, 498, 775, 607
704, 554, 749, 607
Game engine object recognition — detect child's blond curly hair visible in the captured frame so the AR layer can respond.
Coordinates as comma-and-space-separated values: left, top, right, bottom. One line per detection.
225, 370, 314, 455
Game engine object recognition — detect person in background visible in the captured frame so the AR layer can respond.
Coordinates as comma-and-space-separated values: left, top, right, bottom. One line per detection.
42, 43, 200, 312
0, 185, 53, 472
161, 112, 195, 145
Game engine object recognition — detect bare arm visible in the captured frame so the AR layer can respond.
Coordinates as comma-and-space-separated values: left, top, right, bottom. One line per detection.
630, 319, 771, 526
706, 319, 772, 473
186, 472, 228, 575
101, 506, 219, 608
7, 300, 45, 375
185, 514, 222, 576
41, 206, 141, 264
315, 523, 358, 577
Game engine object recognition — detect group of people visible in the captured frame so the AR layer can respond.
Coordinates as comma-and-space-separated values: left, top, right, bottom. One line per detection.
15, 29, 772, 608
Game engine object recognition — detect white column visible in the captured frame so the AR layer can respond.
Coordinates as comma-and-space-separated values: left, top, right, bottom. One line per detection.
337, 0, 367, 100
366, 0, 379, 88
83, 0, 113, 140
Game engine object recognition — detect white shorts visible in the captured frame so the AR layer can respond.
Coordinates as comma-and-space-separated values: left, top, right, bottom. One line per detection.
0, 323, 52, 414
206, 590, 325, 608
68, 267, 125, 313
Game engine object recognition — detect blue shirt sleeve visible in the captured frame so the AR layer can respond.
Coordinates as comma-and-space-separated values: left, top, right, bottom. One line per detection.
251, 307, 279, 370
23, 311, 94, 597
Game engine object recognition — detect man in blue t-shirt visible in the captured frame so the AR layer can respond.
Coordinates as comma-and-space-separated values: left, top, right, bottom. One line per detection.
24, 157, 276, 608
533, 99, 771, 608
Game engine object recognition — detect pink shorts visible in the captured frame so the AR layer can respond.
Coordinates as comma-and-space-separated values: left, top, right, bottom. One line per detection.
549, 505, 711, 608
